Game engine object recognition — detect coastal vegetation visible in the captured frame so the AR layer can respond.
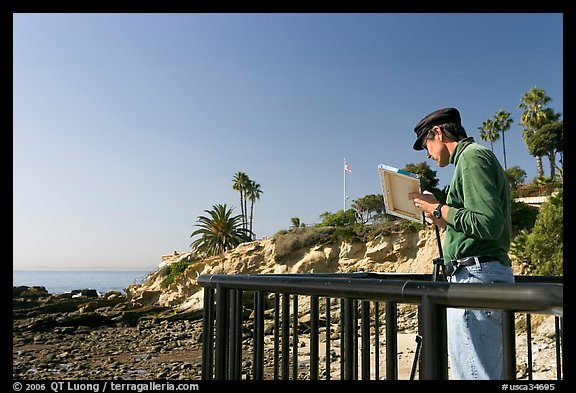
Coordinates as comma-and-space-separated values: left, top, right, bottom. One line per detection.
232, 171, 263, 239
189, 203, 252, 258
510, 190, 563, 276
160, 254, 201, 289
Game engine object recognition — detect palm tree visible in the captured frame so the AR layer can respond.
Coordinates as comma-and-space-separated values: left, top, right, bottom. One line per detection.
232, 172, 251, 230
493, 109, 513, 170
190, 203, 252, 257
246, 180, 263, 240
539, 119, 563, 179
525, 111, 563, 179
478, 118, 499, 152
518, 87, 552, 178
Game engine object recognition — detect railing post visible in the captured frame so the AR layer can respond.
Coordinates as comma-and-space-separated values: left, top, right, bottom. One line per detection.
374, 302, 380, 381
201, 287, 215, 380
310, 295, 319, 380
385, 301, 398, 380
214, 285, 229, 380
352, 299, 360, 381
325, 297, 331, 380
526, 313, 533, 380
227, 289, 244, 380
342, 298, 354, 380
555, 316, 563, 380
503, 311, 516, 380
353, 300, 359, 380
273, 293, 280, 380
292, 294, 299, 380
253, 291, 265, 380
420, 295, 448, 380
340, 299, 345, 380
281, 293, 290, 380
361, 300, 371, 380
234, 289, 243, 379
438, 303, 448, 379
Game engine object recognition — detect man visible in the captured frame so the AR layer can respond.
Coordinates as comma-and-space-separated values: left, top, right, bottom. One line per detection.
408, 107, 515, 380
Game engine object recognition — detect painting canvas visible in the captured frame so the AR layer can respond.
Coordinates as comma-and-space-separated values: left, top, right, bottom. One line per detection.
378, 164, 424, 224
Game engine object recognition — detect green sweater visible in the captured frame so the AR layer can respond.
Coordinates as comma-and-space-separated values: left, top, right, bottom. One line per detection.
444, 137, 512, 267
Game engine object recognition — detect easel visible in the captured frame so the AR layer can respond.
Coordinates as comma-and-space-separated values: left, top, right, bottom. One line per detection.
409, 224, 446, 380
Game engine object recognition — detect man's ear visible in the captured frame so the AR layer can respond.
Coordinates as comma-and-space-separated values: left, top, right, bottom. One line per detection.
435, 126, 444, 142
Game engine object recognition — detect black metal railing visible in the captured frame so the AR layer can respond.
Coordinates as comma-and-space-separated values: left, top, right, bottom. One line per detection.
198, 272, 563, 380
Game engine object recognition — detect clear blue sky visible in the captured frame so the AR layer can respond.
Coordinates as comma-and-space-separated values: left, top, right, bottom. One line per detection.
13, 13, 563, 271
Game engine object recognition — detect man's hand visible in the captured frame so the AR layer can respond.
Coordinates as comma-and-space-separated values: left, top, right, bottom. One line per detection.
408, 190, 445, 227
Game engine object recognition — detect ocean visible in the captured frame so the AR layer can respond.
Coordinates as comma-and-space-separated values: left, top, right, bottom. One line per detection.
12, 270, 154, 295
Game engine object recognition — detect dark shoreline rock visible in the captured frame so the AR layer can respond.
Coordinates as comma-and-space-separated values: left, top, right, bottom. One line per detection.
13, 286, 206, 380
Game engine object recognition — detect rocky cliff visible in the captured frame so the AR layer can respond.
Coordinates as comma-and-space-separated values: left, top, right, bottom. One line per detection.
126, 225, 520, 314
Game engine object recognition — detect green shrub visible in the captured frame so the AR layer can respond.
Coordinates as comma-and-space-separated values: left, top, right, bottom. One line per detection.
511, 200, 539, 236
363, 219, 425, 242
524, 190, 563, 276
161, 258, 194, 288
318, 209, 356, 227
331, 226, 359, 242
510, 229, 533, 274
273, 226, 335, 262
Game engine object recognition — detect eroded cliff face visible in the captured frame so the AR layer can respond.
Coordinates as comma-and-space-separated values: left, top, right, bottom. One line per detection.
126, 226, 453, 313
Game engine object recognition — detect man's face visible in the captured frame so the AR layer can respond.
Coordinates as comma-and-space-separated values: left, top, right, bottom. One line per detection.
423, 127, 450, 168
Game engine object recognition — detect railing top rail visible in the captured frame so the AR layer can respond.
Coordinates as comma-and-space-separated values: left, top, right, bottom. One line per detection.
197, 273, 563, 316
196, 271, 562, 283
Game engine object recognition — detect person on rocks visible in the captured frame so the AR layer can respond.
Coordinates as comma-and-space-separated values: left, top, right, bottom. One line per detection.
408, 107, 515, 380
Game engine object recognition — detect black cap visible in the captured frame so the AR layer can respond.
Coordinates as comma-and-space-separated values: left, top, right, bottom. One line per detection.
412, 107, 461, 150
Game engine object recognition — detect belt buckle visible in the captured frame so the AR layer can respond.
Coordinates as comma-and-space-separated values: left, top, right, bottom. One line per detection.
446, 261, 458, 276
457, 256, 474, 265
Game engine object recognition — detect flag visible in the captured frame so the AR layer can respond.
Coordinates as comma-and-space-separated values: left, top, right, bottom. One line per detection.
344, 161, 352, 173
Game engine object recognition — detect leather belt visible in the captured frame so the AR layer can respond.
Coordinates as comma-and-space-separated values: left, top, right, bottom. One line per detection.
445, 256, 499, 276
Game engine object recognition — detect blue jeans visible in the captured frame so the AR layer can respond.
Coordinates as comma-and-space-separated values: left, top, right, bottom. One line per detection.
447, 261, 515, 380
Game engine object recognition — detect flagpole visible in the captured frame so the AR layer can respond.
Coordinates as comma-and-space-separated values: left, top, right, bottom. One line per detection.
343, 158, 347, 211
